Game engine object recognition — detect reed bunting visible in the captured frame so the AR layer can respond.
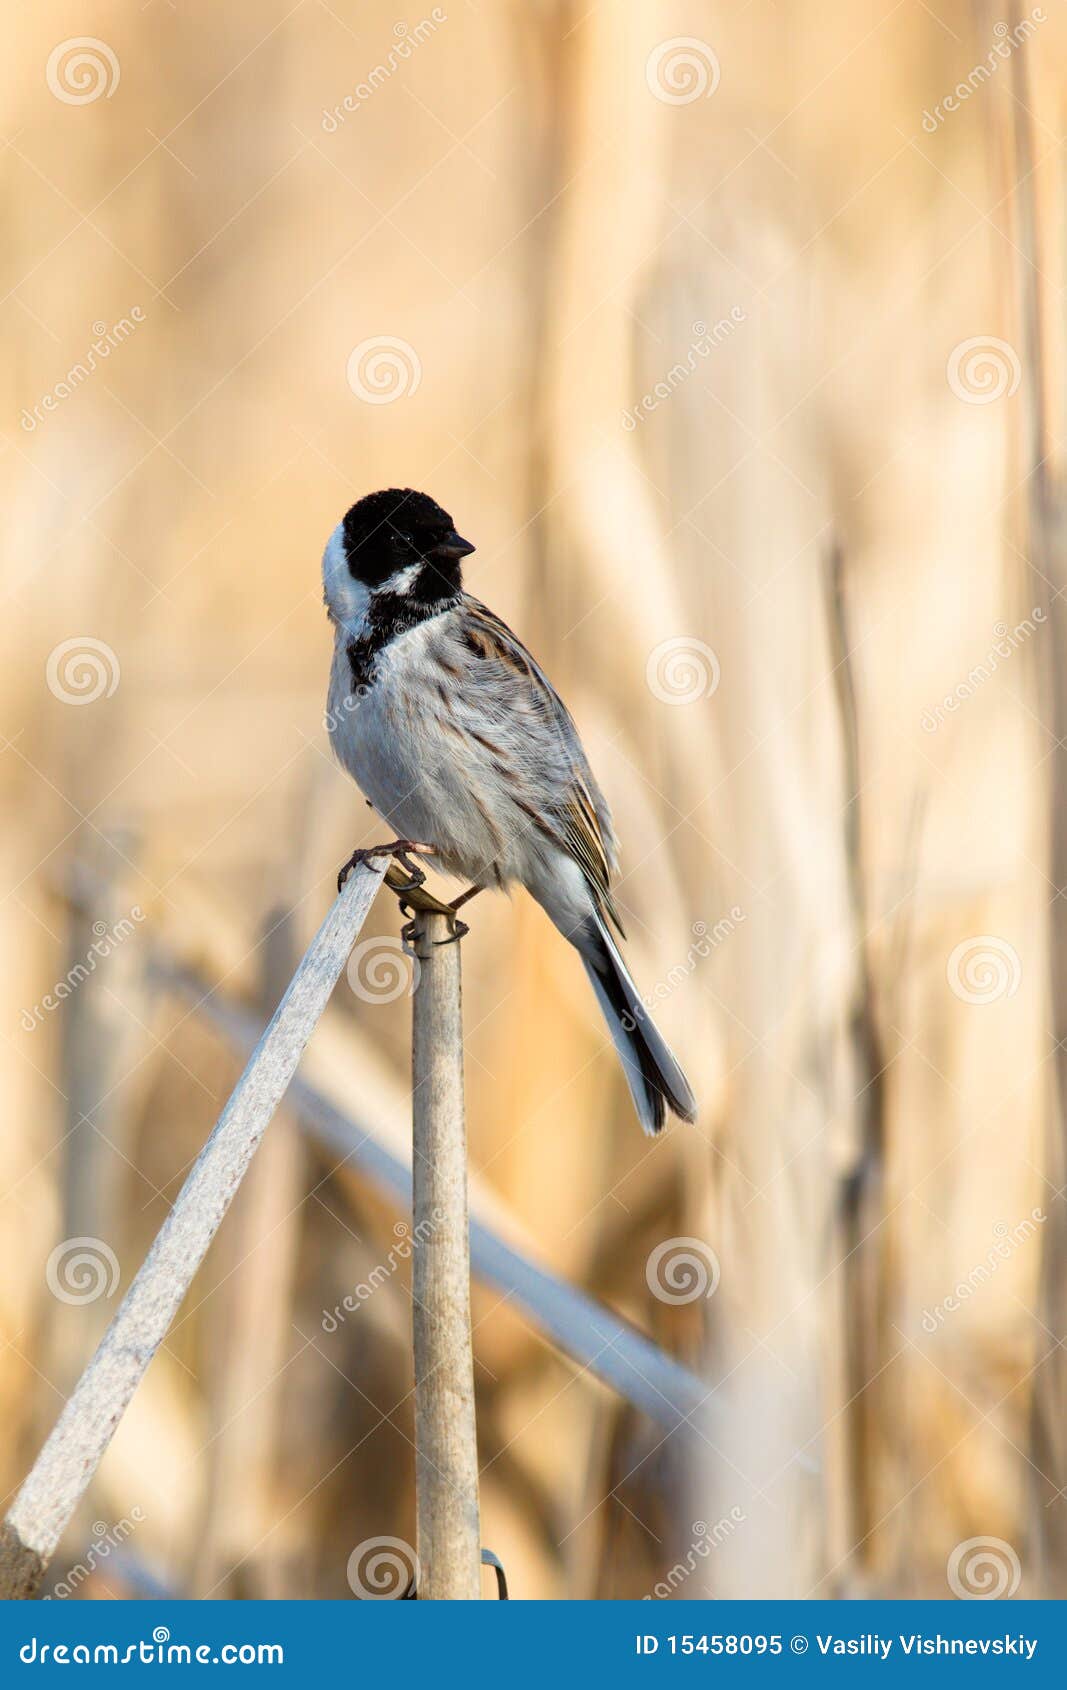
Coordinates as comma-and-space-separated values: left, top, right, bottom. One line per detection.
322, 487, 696, 1135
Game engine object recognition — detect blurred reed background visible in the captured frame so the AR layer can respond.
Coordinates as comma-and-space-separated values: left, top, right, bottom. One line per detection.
2, 0, 1065, 1600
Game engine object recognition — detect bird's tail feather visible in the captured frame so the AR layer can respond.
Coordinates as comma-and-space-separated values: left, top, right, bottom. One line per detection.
580, 912, 697, 1135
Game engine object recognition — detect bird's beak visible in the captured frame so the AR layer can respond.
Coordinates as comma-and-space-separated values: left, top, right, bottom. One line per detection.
432, 530, 476, 560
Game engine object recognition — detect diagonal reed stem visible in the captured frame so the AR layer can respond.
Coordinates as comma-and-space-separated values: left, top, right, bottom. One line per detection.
0, 859, 388, 1599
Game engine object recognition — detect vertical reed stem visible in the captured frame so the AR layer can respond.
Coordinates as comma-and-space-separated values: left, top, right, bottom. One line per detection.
410, 910, 481, 1599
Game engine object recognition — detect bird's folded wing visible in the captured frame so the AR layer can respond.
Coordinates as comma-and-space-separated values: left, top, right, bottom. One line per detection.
461, 597, 624, 934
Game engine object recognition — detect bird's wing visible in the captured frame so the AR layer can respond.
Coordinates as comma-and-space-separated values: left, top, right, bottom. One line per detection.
458, 597, 624, 933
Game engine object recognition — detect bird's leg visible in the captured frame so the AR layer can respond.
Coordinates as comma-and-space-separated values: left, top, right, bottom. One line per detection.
376, 858, 461, 953
449, 884, 483, 915
397, 884, 481, 949
424, 884, 482, 948
336, 839, 435, 895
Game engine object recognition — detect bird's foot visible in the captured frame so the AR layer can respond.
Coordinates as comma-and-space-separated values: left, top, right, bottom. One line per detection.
400, 911, 469, 950
336, 840, 435, 895
435, 913, 469, 946
422, 884, 480, 947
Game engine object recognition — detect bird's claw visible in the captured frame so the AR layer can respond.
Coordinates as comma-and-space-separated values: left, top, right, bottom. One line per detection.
336, 840, 433, 895
435, 916, 468, 946
338, 840, 467, 950
390, 850, 427, 895
400, 912, 468, 952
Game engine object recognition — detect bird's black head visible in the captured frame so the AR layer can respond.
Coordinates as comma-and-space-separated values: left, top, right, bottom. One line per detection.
341, 488, 475, 596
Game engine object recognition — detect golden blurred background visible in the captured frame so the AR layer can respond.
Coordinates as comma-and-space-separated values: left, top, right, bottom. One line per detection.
2, 0, 1066, 1600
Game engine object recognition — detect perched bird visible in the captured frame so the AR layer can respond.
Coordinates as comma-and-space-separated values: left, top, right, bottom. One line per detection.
323, 487, 696, 1134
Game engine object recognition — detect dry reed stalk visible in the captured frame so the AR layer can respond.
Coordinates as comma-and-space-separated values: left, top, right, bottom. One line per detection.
0, 860, 387, 1599
192, 903, 308, 1598
56, 861, 710, 1423
192, 784, 323, 1597
409, 909, 481, 1600
998, 1, 1067, 1585
160, 956, 710, 1425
